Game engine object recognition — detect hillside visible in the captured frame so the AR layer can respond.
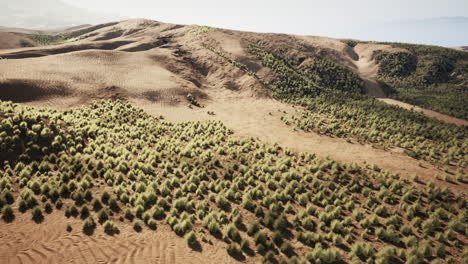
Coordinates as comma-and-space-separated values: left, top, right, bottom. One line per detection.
0, 19, 467, 263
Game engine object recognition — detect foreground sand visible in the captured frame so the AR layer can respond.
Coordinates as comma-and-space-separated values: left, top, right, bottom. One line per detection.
0, 211, 240, 264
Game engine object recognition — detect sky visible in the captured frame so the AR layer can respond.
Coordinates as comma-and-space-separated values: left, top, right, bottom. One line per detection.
56, 0, 468, 46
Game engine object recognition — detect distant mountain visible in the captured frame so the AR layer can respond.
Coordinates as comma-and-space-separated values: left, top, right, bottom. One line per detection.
0, 0, 121, 30
359, 17, 468, 47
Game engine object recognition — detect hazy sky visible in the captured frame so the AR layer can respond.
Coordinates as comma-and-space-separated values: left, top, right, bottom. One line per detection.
60, 0, 468, 45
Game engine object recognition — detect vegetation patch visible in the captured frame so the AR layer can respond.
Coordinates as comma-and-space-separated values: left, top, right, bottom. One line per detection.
300, 57, 364, 94
373, 50, 418, 78
29, 34, 66, 46
373, 43, 468, 119
341, 39, 359, 48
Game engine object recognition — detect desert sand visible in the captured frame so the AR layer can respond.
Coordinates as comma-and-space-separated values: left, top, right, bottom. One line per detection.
0, 19, 466, 263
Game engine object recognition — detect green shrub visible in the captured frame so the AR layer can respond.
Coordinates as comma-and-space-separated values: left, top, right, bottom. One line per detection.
101, 191, 110, 204
375, 246, 398, 264
103, 220, 119, 235
109, 197, 120, 212
350, 242, 375, 261
186, 231, 198, 247
227, 224, 241, 242
254, 231, 268, 245
280, 241, 294, 257
133, 221, 142, 232
152, 205, 165, 220
92, 198, 102, 211
227, 244, 242, 258
216, 195, 230, 211
147, 219, 157, 230
97, 209, 109, 224
306, 245, 342, 263
174, 219, 192, 236
31, 206, 43, 223
3, 190, 14, 204
247, 221, 261, 236
44, 202, 53, 214
240, 239, 250, 251
342, 39, 358, 48
1, 205, 14, 222
82, 216, 96, 234
272, 231, 283, 246
55, 198, 63, 209
418, 242, 433, 259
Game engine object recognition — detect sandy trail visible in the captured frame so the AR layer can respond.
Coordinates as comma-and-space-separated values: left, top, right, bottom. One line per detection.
351, 43, 396, 97
379, 98, 468, 126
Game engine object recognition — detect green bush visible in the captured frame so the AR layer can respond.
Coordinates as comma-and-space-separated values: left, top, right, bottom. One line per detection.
31, 206, 43, 223
342, 39, 358, 48
101, 191, 110, 204
147, 219, 157, 230
306, 245, 342, 263
227, 224, 241, 242
186, 231, 198, 247
82, 216, 96, 234
103, 220, 119, 235
1, 205, 14, 222
44, 202, 53, 214
97, 209, 109, 224
109, 197, 120, 212
350, 242, 375, 261
133, 221, 142, 232
227, 244, 242, 258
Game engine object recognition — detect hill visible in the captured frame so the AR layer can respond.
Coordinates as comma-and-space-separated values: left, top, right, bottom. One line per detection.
0, 19, 467, 263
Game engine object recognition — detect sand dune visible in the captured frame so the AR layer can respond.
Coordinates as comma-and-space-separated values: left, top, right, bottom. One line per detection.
0, 32, 37, 50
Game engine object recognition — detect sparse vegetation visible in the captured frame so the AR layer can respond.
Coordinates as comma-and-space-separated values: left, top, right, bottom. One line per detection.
0, 100, 465, 262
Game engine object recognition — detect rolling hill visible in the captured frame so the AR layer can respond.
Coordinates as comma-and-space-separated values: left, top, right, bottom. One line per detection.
0, 19, 467, 264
